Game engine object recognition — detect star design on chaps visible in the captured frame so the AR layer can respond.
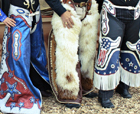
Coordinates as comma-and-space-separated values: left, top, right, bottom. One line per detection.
5, 82, 21, 100
30, 97, 36, 104
129, 62, 133, 67
10, 102, 16, 110
8, 72, 14, 78
19, 102, 24, 110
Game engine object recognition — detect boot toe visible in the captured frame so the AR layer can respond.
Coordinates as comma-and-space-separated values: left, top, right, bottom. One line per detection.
116, 89, 132, 98
84, 92, 98, 98
98, 97, 114, 108
120, 93, 132, 98
65, 103, 81, 108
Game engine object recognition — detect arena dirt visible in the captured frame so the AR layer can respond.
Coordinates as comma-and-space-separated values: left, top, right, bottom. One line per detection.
0, 87, 140, 114
41, 87, 140, 114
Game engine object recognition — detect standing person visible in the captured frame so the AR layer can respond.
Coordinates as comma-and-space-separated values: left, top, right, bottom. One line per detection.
94, 0, 140, 108
0, 0, 50, 113
47, 0, 99, 108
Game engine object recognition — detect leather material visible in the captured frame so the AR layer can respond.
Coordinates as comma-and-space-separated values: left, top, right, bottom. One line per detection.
49, 0, 99, 104
40, 90, 52, 97
84, 92, 98, 98
116, 82, 132, 98
99, 90, 114, 99
98, 97, 114, 108
62, 0, 75, 9
116, 89, 132, 98
48, 30, 82, 104
65, 103, 81, 108
62, 0, 92, 20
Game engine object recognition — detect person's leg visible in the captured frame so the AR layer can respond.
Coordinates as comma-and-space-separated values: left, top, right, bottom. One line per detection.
94, 4, 125, 108
78, 0, 99, 98
0, 5, 41, 114
98, 90, 114, 108
119, 16, 140, 97
30, 16, 49, 83
116, 81, 131, 98
30, 63, 52, 97
30, 12, 50, 97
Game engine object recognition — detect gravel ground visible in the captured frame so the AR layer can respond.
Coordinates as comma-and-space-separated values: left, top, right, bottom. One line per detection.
0, 87, 140, 114
41, 87, 140, 114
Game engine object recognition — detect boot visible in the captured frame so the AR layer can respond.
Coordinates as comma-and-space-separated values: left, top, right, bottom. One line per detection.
84, 92, 98, 98
116, 82, 132, 98
98, 90, 114, 108
40, 90, 52, 97
64, 103, 81, 108
98, 97, 114, 108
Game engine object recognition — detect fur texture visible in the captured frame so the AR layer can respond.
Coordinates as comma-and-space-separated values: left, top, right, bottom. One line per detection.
51, 0, 99, 99
79, 0, 99, 81
52, 4, 82, 98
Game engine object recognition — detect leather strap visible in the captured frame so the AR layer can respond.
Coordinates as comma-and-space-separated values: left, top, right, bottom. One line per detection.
86, 0, 92, 12
81, 0, 92, 21
61, 0, 92, 20
74, 2, 87, 7
61, 0, 75, 9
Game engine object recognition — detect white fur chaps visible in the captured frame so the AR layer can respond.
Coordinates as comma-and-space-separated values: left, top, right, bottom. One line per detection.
51, 0, 99, 100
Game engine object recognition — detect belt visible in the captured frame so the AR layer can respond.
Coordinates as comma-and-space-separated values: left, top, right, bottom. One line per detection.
107, 0, 137, 10
103, 0, 140, 20
60, 0, 92, 20
61, 0, 92, 12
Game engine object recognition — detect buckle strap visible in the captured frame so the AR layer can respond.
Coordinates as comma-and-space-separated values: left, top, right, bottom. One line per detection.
74, 2, 87, 8
29, 11, 40, 16
60, 0, 92, 20
60, 0, 75, 9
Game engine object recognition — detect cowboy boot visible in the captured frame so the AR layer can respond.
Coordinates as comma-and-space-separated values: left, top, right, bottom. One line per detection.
116, 81, 132, 98
98, 90, 114, 108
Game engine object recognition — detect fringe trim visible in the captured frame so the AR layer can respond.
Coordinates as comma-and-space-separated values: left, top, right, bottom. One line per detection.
79, 0, 99, 80
51, 4, 82, 97
120, 65, 140, 87
94, 69, 120, 90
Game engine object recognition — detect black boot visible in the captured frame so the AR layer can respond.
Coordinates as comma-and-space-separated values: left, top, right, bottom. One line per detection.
40, 90, 52, 97
98, 90, 114, 108
64, 103, 81, 108
116, 82, 132, 98
84, 92, 98, 98
98, 97, 114, 108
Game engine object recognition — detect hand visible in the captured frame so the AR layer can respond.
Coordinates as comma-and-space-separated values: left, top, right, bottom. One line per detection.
61, 11, 74, 29
3, 17, 16, 28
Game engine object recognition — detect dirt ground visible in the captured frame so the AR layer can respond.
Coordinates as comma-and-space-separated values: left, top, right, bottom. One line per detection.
40, 87, 140, 114
0, 87, 140, 114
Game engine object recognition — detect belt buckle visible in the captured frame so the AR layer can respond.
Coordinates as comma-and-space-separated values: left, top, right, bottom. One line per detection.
79, 2, 86, 7
128, 6, 135, 10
